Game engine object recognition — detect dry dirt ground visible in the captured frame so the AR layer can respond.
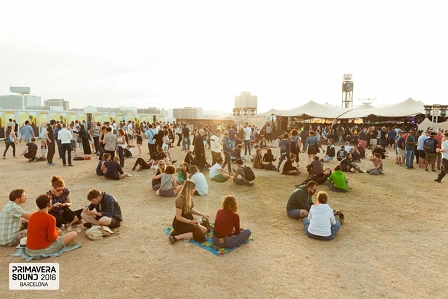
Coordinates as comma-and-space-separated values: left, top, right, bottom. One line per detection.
0, 141, 447, 299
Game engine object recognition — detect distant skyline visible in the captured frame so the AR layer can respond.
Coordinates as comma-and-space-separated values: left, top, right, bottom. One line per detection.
1, 1, 447, 114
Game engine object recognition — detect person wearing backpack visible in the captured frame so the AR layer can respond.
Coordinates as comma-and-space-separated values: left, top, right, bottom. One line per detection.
277, 133, 291, 171
233, 159, 254, 186
289, 129, 301, 163
424, 132, 438, 172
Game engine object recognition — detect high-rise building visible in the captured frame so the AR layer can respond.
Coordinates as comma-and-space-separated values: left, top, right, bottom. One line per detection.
234, 92, 257, 109
173, 107, 203, 119
44, 99, 70, 110
0, 95, 41, 109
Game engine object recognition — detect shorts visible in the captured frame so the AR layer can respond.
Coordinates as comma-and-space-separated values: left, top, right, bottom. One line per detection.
418, 150, 426, 160
426, 152, 437, 164
397, 148, 406, 159
212, 174, 227, 182
358, 140, 366, 148
25, 237, 65, 257
109, 217, 121, 229
370, 139, 378, 146
127, 134, 134, 140
162, 143, 169, 152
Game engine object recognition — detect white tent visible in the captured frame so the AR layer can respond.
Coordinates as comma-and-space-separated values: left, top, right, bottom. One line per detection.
257, 100, 348, 119
418, 118, 448, 132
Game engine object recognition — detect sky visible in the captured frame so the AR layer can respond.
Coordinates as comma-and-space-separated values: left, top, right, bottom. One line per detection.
1, 1, 447, 114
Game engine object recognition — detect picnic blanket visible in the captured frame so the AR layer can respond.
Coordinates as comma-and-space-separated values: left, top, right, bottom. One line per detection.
12, 243, 82, 261
164, 225, 251, 256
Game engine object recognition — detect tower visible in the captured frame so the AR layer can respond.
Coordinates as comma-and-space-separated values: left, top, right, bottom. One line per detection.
342, 74, 353, 108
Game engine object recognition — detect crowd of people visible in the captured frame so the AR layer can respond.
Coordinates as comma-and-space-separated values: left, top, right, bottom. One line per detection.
2, 119, 448, 257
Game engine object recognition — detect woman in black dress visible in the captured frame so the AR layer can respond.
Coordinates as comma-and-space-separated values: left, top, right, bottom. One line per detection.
78, 124, 92, 155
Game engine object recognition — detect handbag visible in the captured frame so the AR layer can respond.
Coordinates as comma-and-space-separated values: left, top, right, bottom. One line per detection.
156, 176, 171, 196
4, 138, 11, 145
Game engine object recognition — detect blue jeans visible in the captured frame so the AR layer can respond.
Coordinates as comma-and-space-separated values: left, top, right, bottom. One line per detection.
303, 217, 341, 241
325, 181, 347, 192
405, 150, 414, 168
287, 209, 306, 219
182, 137, 190, 151
244, 140, 251, 155
277, 153, 287, 170
212, 229, 251, 248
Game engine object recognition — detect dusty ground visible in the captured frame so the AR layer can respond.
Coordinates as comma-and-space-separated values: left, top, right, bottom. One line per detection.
0, 141, 447, 299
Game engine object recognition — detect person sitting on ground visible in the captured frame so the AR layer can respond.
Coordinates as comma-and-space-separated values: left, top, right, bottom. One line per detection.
262, 148, 277, 170
344, 141, 353, 154
132, 157, 155, 171
357, 143, 366, 158
322, 139, 335, 162
169, 180, 210, 245
177, 162, 190, 184
152, 160, 167, 190
0, 189, 31, 247
20, 137, 38, 161
96, 153, 111, 176
25, 194, 78, 258
325, 165, 349, 192
158, 165, 182, 197
253, 148, 264, 169
303, 191, 341, 241
38, 140, 48, 161
184, 150, 194, 165
259, 136, 267, 149
189, 165, 209, 196
212, 195, 251, 248
307, 155, 324, 176
300, 168, 332, 186
102, 156, 132, 180
233, 158, 254, 186
336, 145, 347, 161
209, 156, 230, 182
231, 144, 244, 162
340, 153, 364, 173
282, 153, 300, 175
372, 144, 387, 159
367, 153, 384, 175
81, 188, 123, 229
286, 180, 318, 220
351, 146, 362, 162
152, 146, 170, 165
47, 176, 82, 228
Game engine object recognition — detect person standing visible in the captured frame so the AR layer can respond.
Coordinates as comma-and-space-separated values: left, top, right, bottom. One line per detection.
265, 124, 272, 143
58, 123, 74, 166
193, 129, 206, 170
145, 123, 157, 158
3, 125, 18, 159
103, 127, 117, 159
46, 120, 56, 166
405, 130, 416, 170
221, 130, 233, 173
209, 129, 222, 166
182, 123, 190, 151
20, 120, 35, 144
434, 131, 448, 183
243, 123, 252, 156
0, 189, 31, 247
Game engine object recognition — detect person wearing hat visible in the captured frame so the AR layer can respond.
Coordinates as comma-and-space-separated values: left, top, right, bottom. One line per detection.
434, 132, 448, 183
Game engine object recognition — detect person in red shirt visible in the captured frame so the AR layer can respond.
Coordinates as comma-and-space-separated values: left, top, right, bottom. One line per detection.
212, 195, 251, 248
25, 194, 77, 258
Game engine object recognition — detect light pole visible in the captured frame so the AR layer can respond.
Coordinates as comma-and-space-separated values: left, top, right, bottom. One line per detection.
424, 104, 448, 131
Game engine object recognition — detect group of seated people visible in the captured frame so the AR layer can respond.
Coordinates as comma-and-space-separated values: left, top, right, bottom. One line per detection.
0, 184, 123, 257
253, 148, 300, 175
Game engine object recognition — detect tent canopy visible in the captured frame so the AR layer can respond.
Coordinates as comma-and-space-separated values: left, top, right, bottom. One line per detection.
257, 100, 347, 119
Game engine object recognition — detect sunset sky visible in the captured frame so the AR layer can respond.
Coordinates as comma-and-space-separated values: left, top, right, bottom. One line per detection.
1, 1, 447, 113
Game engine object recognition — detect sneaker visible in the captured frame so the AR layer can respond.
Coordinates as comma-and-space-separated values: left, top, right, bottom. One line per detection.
434, 179, 441, 183
425, 169, 428, 172
432, 169, 436, 172
83, 223, 93, 228
68, 164, 74, 166
137, 167, 143, 172
127, 173, 133, 177
63, 164, 67, 166
132, 167, 136, 171
169, 235, 177, 245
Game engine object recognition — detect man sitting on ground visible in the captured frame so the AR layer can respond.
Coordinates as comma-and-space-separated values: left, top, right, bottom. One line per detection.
0, 189, 32, 246
322, 139, 335, 162
189, 165, 209, 196
209, 156, 230, 182
233, 158, 254, 186
286, 180, 318, 220
81, 189, 123, 229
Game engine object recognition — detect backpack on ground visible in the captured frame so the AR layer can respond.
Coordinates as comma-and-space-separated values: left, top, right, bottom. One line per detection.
243, 165, 256, 181
424, 138, 436, 153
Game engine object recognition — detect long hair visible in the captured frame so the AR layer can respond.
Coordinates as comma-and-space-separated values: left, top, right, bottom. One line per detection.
177, 180, 197, 214
5, 125, 12, 137
222, 195, 238, 213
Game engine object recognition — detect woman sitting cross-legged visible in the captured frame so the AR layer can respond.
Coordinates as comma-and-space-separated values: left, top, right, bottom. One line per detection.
262, 148, 277, 170
282, 153, 300, 175
158, 165, 182, 197
169, 180, 210, 244
152, 160, 167, 190
303, 191, 341, 241
212, 195, 251, 248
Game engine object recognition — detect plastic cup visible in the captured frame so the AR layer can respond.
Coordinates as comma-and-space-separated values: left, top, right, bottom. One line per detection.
76, 226, 82, 233
184, 238, 190, 247
67, 224, 72, 232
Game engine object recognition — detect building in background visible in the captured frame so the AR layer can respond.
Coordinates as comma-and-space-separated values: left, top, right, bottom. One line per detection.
233, 92, 258, 123
44, 99, 70, 110
0, 95, 41, 109
173, 107, 203, 119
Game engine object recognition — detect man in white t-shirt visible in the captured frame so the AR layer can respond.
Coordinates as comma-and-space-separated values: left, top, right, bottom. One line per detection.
190, 165, 208, 196
209, 157, 230, 182
434, 132, 448, 183
243, 123, 252, 156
